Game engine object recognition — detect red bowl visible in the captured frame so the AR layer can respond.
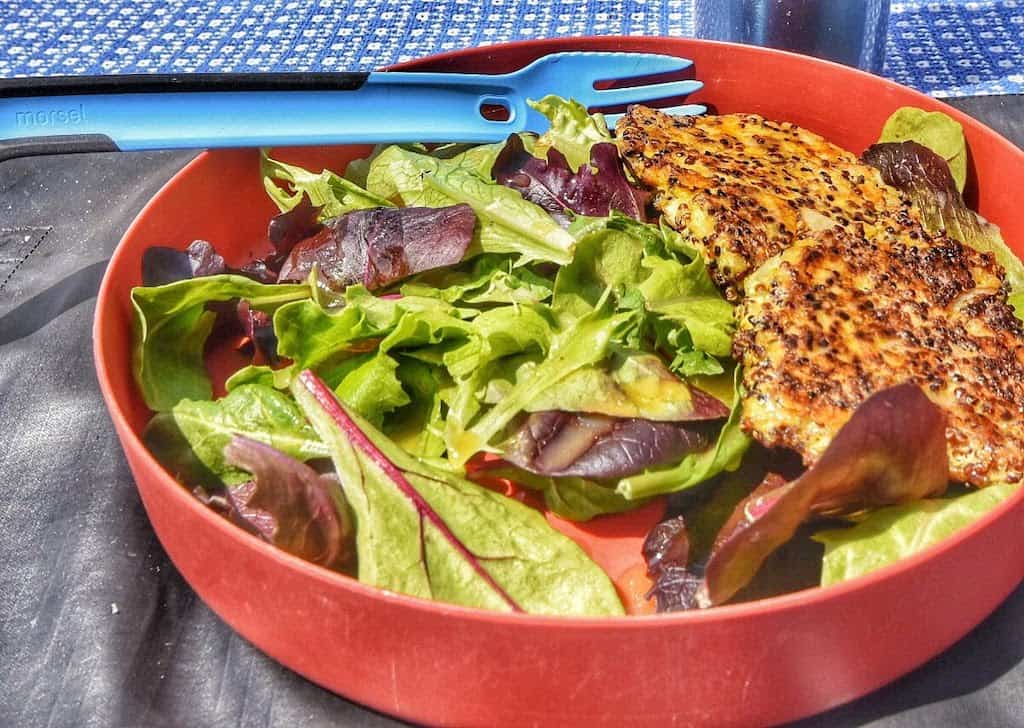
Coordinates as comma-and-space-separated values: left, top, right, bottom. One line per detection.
93, 37, 1024, 727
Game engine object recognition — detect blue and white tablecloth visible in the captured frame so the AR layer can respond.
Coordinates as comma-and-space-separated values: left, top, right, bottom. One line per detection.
1, 0, 1021, 97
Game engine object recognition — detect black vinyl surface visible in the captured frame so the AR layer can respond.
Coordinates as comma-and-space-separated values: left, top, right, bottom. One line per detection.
1, 96, 1022, 728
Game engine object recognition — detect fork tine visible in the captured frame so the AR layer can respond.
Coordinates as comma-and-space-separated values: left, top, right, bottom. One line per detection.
568, 52, 695, 78
524, 52, 695, 84
592, 79, 704, 107
604, 104, 707, 127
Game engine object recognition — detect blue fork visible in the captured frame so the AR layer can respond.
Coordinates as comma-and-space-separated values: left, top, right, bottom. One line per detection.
0, 52, 703, 162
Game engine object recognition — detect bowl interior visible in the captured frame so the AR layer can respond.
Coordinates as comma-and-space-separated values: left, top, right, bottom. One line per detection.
92, 37, 1024, 727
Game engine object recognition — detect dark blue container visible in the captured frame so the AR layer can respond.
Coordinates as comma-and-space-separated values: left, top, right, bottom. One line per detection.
694, 0, 891, 74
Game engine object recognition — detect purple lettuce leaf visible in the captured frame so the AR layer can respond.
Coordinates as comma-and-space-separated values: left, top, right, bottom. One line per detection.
222, 435, 353, 572
492, 134, 648, 226
236, 300, 278, 365
142, 240, 226, 286
504, 410, 712, 480
641, 515, 704, 612
699, 383, 949, 607
268, 194, 324, 253
277, 204, 476, 291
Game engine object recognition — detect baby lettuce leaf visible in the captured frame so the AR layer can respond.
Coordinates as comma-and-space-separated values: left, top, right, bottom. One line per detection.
142, 240, 226, 286
385, 358, 448, 459
267, 194, 324, 255
528, 95, 613, 172
862, 141, 1024, 292
261, 150, 392, 217
292, 370, 624, 615
224, 436, 353, 572
365, 144, 576, 265
144, 384, 328, 487
877, 107, 967, 192
700, 383, 948, 607
524, 352, 728, 421
814, 482, 1021, 586
273, 286, 466, 377
503, 410, 712, 480
132, 275, 310, 411
492, 133, 647, 224
277, 204, 476, 292
401, 254, 553, 306
470, 463, 645, 522
617, 368, 751, 500
332, 352, 410, 428
446, 301, 640, 466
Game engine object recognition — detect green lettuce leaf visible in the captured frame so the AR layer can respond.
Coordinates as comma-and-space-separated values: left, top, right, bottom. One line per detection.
261, 150, 392, 217
293, 373, 624, 615
332, 353, 410, 428
385, 359, 448, 459
132, 275, 310, 411
529, 95, 613, 172
401, 254, 553, 306
144, 383, 328, 487
446, 300, 640, 465
878, 107, 967, 192
365, 144, 576, 264
814, 483, 1021, 586
616, 368, 752, 500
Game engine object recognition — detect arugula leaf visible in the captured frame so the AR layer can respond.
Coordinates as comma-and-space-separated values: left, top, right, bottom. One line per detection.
878, 107, 967, 192
814, 483, 1020, 586
292, 371, 624, 615
144, 384, 328, 487
132, 275, 310, 411
529, 95, 612, 172
617, 368, 752, 500
261, 150, 391, 217
365, 144, 576, 265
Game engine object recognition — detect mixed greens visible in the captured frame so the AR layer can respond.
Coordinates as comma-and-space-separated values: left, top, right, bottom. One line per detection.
133, 97, 1022, 616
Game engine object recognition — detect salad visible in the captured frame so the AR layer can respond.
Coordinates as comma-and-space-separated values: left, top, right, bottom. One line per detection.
132, 97, 1024, 616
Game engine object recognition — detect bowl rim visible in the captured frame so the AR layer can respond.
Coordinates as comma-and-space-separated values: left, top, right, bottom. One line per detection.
93, 35, 1024, 629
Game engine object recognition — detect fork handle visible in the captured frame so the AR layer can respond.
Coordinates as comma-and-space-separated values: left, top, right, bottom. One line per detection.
0, 71, 527, 161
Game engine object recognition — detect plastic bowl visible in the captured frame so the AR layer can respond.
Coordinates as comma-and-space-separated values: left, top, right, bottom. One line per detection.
93, 37, 1024, 727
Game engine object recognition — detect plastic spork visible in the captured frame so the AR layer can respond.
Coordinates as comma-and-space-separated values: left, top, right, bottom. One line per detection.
0, 52, 703, 162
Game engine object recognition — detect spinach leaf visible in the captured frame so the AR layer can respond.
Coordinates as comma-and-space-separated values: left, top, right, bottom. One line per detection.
261, 150, 392, 217
132, 275, 310, 411
365, 144, 576, 265
293, 371, 624, 615
144, 383, 328, 486
814, 483, 1021, 586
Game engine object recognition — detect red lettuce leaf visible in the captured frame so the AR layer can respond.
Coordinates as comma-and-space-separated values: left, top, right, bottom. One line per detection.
268, 194, 324, 253
700, 383, 949, 606
236, 300, 278, 365
643, 383, 949, 610
504, 411, 712, 480
278, 204, 476, 291
141, 240, 226, 286
222, 436, 353, 572
492, 134, 648, 225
